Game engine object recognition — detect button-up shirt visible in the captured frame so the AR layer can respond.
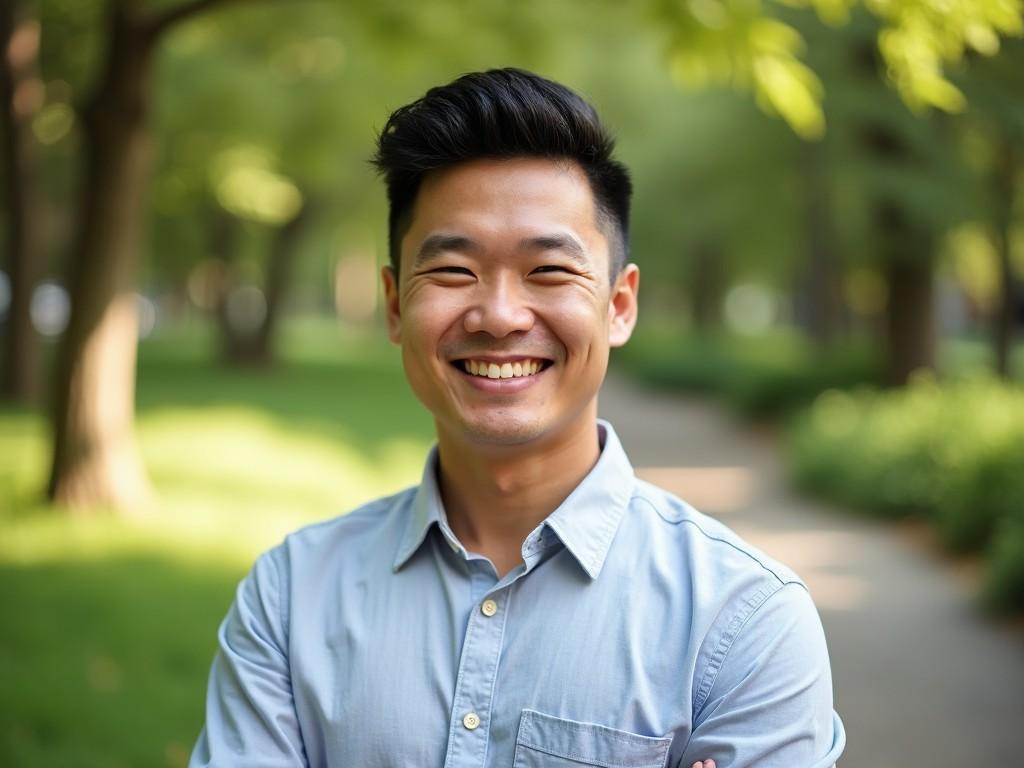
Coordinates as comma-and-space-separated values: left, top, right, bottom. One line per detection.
190, 422, 845, 768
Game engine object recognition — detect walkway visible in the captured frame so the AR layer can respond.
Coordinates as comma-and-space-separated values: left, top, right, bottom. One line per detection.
598, 371, 1024, 768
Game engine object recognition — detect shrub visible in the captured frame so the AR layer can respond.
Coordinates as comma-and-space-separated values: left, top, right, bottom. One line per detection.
789, 376, 1024, 613
614, 330, 879, 419
984, 513, 1024, 614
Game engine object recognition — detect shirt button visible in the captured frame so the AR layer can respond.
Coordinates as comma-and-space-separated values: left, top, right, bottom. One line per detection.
481, 599, 498, 617
463, 712, 481, 730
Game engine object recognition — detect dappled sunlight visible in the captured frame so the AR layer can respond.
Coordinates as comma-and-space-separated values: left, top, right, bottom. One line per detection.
141, 405, 429, 561
636, 466, 756, 514
0, 400, 431, 568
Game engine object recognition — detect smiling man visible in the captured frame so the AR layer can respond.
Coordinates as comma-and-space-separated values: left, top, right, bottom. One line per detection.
190, 69, 845, 768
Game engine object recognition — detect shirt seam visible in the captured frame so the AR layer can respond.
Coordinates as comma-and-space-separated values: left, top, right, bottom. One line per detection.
686, 580, 813, 762
692, 582, 780, 718
269, 545, 309, 766
632, 492, 797, 586
272, 546, 289, 653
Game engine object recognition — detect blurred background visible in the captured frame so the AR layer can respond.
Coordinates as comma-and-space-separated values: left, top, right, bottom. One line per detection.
1, 0, 1023, 766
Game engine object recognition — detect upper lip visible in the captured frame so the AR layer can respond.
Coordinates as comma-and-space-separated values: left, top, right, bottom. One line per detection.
453, 354, 551, 364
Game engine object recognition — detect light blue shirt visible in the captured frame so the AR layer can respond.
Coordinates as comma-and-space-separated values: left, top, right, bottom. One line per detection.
191, 421, 845, 767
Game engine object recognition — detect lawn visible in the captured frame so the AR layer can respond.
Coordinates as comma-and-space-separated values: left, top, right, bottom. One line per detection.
0, 321, 435, 768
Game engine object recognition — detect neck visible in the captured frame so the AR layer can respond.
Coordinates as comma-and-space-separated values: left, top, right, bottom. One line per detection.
436, 416, 602, 578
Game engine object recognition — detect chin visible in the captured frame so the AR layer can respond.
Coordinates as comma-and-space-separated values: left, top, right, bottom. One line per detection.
456, 413, 549, 447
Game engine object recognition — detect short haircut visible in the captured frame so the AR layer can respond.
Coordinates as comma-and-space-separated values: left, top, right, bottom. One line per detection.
372, 68, 632, 280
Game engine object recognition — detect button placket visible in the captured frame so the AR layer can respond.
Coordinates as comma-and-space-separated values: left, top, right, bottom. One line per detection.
442, 588, 511, 767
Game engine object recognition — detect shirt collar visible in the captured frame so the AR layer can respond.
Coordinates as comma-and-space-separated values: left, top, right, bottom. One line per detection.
393, 420, 635, 580
392, 444, 449, 572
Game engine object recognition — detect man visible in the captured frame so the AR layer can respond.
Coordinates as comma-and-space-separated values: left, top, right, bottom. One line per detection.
190, 68, 845, 768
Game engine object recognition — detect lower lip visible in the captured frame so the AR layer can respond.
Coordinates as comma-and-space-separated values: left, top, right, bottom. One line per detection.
457, 365, 549, 393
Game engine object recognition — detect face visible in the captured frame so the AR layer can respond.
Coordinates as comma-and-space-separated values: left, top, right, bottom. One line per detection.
382, 157, 639, 451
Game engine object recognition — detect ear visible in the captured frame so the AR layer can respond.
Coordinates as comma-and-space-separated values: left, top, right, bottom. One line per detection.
608, 263, 639, 348
381, 266, 401, 344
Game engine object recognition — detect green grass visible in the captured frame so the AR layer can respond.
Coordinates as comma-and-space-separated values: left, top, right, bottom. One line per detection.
0, 320, 434, 767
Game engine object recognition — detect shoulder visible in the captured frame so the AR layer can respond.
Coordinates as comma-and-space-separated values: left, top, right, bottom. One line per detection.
624, 480, 833, 721
628, 477, 802, 590
257, 485, 418, 584
288, 485, 416, 550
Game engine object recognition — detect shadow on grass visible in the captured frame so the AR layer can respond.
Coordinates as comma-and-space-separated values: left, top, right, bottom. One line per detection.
135, 352, 435, 464
0, 326, 438, 767
0, 553, 243, 768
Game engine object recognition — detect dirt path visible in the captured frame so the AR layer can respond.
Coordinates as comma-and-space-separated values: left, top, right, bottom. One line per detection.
599, 371, 1024, 768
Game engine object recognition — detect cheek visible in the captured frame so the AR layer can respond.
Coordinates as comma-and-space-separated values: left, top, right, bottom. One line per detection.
402, 292, 465, 349
541, 293, 609, 352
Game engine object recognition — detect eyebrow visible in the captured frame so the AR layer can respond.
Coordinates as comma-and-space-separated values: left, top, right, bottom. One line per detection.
412, 234, 482, 270
519, 234, 589, 268
411, 232, 590, 270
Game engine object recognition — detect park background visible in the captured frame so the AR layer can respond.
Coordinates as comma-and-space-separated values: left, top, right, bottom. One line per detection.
1, 0, 1023, 766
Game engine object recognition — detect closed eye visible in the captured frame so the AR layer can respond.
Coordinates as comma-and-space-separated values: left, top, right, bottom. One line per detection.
531, 265, 574, 275
422, 266, 474, 276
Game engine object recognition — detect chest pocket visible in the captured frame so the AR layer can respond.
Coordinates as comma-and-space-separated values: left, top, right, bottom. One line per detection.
513, 709, 673, 768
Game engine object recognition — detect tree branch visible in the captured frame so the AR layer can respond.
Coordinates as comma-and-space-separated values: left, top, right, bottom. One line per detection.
147, 0, 241, 38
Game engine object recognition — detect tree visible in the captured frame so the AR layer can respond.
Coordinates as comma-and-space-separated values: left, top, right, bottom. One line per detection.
1, 0, 44, 403
41, 0, 563, 511
653, 0, 1023, 384
47, 0, 246, 511
956, 38, 1024, 376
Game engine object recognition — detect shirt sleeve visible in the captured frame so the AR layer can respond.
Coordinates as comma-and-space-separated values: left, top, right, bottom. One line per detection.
189, 546, 308, 767
679, 582, 846, 768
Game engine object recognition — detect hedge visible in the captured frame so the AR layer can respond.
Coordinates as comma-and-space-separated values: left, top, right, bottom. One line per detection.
613, 330, 879, 419
788, 375, 1024, 613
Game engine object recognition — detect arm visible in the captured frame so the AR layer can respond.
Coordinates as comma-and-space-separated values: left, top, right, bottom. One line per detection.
680, 583, 846, 768
189, 547, 308, 767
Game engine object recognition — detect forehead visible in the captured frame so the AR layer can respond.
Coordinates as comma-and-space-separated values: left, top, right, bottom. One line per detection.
400, 157, 606, 271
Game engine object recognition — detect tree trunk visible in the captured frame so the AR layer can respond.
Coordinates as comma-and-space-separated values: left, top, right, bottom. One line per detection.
48, 7, 160, 511
208, 206, 246, 362
1, 1, 44, 403
214, 200, 312, 366
253, 199, 312, 362
874, 194, 936, 386
855, 40, 937, 386
47, 1, 236, 512
883, 255, 935, 386
992, 139, 1018, 378
796, 140, 842, 349
690, 240, 724, 336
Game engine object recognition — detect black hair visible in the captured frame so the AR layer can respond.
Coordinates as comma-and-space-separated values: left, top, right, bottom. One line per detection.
372, 68, 632, 279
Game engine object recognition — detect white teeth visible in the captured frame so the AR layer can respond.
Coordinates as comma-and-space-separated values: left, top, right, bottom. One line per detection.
462, 358, 546, 379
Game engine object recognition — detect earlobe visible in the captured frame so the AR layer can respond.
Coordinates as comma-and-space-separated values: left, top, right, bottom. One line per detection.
382, 266, 402, 344
608, 264, 639, 348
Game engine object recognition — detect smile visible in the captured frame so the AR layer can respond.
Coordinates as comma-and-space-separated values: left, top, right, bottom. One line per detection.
459, 358, 550, 379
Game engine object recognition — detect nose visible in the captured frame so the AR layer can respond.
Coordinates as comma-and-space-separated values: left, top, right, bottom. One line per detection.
462, 276, 535, 338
